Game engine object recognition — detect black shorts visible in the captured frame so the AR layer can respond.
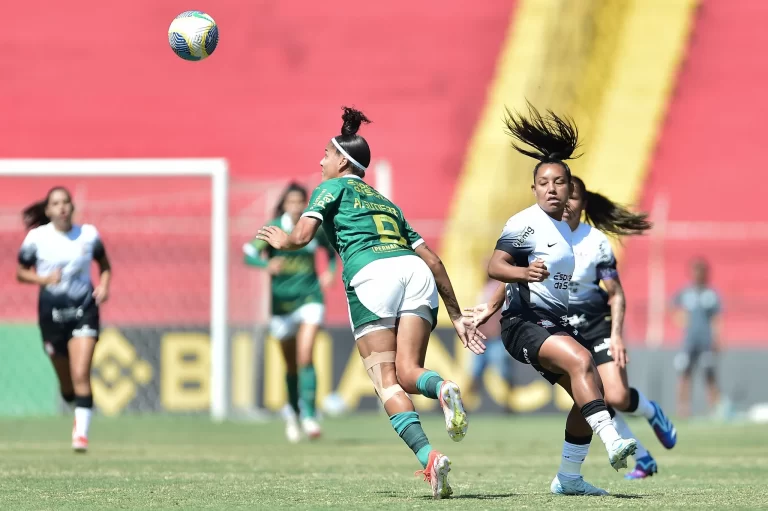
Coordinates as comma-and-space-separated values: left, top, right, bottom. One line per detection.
501, 311, 591, 385
39, 300, 100, 357
586, 336, 614, 366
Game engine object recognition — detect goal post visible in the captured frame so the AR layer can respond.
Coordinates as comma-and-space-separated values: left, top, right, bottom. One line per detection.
0, 158, 231, 421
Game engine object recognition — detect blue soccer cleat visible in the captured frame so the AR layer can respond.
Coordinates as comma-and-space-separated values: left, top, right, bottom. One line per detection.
648, 401, 677, 449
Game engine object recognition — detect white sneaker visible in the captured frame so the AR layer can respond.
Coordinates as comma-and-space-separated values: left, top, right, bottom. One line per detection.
301, 417, 322, 440
551, 474, 609, 496
438, 381, 468, 442
285, 416, 301, 444
416, 450, 453, 499
608, 437, 637, 470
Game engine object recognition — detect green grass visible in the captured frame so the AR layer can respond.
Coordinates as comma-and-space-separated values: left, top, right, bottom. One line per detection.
0, 414, 766, 510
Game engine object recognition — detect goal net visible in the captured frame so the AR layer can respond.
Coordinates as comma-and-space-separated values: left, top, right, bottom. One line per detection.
0, 159, 291, 420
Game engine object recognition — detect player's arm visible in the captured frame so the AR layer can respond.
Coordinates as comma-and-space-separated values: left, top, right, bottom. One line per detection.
92, 236, 112, 305
711, 294, 723, 353
259, 183, 339, 251
243, 238, 270, 268
16, 231, 58, 286
465, 281, 506, 328
414, 244, 461, 321
596, 237, 627, 366
318, 230, 338, 288
487, 217, 547, 284
670, 291, 687, 328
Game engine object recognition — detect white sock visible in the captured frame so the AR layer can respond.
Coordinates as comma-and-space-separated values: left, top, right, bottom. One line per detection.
632, 389, 656, 419
585, 410, 620, 448
613, 413, 649, 459
557, 441, 590, 482
74, 407, 92, 438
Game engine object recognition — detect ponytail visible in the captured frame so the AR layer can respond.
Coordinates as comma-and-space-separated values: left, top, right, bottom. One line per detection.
573, 176, 651, 236
22, 200, 50, 229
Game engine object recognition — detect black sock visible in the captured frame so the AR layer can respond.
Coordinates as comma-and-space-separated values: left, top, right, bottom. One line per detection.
74, 394, 93, 409
626, 388, 640, 413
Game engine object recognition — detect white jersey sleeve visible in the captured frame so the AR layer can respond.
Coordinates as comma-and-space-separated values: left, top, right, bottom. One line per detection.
18, 229, 39, 267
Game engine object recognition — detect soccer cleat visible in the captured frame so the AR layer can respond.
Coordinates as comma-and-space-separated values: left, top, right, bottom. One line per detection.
415, 450, 453, 499
648, 401, 677, 449
285, 416, 301, 444
438, 380, 468, 442
625, 455, 658, 480
301, 417, 322, 440
551, 475, 609, 496
608, 438, 637, 471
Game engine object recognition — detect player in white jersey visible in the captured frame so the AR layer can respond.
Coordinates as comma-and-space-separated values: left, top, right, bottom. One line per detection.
468, 104, 636, 496
563, 176, 677, 480
17, 187, 112, 453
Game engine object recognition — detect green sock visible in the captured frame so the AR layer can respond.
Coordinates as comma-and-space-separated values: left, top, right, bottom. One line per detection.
415, 371, 443, 400
390, 411, 432, 468
299, 364, 317, 418
286, 373, 300, 415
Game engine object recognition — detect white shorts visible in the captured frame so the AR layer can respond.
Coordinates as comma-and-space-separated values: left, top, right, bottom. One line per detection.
270, 302, 325, 341
347, 255, 439, 341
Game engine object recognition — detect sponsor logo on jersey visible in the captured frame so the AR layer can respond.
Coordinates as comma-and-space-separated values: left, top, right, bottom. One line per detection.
312, 191, 335, 210
511, 226, 534, 248
537, 319, 555, 328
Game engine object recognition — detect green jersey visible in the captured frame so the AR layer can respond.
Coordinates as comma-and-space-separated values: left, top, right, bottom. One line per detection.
302, 175, 424, 286
244, 214, 336, 315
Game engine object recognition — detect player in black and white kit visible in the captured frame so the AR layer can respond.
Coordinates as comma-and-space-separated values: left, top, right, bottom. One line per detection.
563, 176, 677, 480
468, 105, 636, 496
17, 187, 112, 453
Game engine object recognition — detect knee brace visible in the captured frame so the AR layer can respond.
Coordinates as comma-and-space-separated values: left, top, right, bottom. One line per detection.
362, 351, 406, 405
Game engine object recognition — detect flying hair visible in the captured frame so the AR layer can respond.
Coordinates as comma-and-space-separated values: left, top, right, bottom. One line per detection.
503, 101, 581, 178
571, 176, 652, 237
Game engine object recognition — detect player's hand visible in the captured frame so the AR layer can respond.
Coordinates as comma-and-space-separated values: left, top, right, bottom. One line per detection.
610, 334, 628, 368
526, 259, 549, 282
319, 271, 334, 289
44, 269, 62, 286
257, 226, 289, 250
453, 316, 487, 355
266, 257, 285, 276
463, 302, 495, 328
93, 284, 109, 305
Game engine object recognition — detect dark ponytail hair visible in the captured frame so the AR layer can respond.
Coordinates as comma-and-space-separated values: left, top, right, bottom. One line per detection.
332, 106, 372, 176
503, 101, 581, 179
571, 176, 652, 236
274, 182, 308, 218
22, 186, 72, 230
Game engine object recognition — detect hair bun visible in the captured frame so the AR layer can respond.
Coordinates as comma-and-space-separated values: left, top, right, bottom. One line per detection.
340, 106, 371, 136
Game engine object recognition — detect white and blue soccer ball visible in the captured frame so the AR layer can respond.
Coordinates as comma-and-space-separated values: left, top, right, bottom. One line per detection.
168, 11, 219, 61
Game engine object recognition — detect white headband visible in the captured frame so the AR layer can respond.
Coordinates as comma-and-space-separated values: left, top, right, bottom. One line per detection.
331, 137, 367, 172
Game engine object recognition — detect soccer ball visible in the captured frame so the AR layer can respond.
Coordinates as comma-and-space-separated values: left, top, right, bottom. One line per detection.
168, 11, 219, 61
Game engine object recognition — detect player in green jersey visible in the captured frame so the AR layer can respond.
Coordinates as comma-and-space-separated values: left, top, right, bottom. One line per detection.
244, 183, 337, 443
257, 107, 486, 499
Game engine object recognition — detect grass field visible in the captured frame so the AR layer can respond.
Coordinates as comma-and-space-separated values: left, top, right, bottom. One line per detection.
1, 414, 766, 510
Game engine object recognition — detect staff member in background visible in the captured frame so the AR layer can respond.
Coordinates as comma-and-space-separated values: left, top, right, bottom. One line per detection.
672, 258, 722, 418
17, 186, 112, 454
